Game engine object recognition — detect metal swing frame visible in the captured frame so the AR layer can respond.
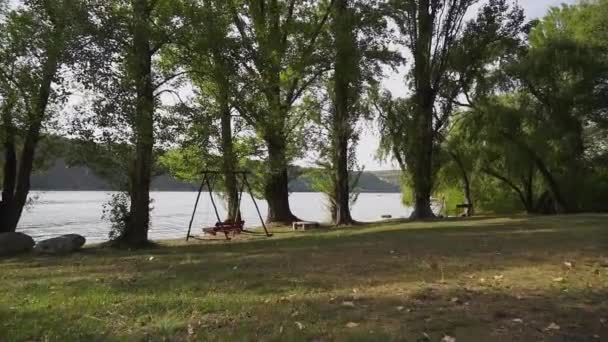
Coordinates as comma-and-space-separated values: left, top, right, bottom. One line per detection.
186, 171, 271, 241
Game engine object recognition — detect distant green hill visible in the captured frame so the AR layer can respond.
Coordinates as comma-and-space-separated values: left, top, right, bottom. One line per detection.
29, 160, 402, 193
289, 169, 400, 193
369, 170, 402, 188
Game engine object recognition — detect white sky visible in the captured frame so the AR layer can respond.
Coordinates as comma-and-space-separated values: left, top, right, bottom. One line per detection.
356, 0, 577, 171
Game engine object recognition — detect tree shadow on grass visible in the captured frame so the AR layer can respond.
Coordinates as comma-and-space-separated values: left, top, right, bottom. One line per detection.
2, 215, 607, 288
1, 285, 606, 341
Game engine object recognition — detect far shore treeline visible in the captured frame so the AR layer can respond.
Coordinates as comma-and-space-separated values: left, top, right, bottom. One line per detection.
0, 0, 607, 248
26, 157, 401, 193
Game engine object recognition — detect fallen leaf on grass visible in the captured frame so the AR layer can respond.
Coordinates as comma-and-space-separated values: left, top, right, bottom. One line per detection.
396, 306, 405, 311
450, 297, 461, 304
295, 321, 305, 330
552, 277, 564, 283
512, 318, 523, 324
341, 301, 355, 307
545, 322, 560, 331
279, 326, 284, 334
345, 322, 359, 328
441, 335, 456, 342
148, 256, 155, 261
493, 275, 504, 281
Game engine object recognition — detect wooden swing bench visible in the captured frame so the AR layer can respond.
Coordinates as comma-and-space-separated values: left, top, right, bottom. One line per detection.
202, 220, 246, 239
186, 170, 272, 241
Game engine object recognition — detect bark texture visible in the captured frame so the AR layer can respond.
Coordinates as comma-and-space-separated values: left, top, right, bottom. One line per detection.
122, 0, 155, 246
264, 135, 298, 223
409, 0, 436, 219
331, 0, 355, 225
219, 92, 240, 222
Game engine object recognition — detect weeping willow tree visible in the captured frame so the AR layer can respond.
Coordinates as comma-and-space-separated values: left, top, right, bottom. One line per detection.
380, 0, 524, 218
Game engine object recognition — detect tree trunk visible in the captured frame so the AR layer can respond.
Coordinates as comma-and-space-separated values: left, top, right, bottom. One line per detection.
523, 164, 536, 213
0, 105, 18, 233
409, 0, 436, 220
332, 0, 354, 225
532, 157, 568, 214
450, 151, 473, 216
1, 43, 60, 233
482, 167, 535, 213
123, 0, 154, 247
334, 136, 353, 224
219, 92, 240, 222
0, 135, 17, 233
264, 136, 298, 224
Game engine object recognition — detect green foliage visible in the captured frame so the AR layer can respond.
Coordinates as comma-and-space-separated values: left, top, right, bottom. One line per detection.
433, 187, 463, 217
304, 166, 363, 220
101, 192, 131, 241
472, 177, 524, 215
399, 172, 413, 207
158, 147, 207, 184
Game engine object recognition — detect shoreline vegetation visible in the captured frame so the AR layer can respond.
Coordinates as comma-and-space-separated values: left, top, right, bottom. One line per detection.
1, 214, 607, 341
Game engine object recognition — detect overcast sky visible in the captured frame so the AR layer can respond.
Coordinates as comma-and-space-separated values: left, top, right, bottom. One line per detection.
355, 0, 578, 171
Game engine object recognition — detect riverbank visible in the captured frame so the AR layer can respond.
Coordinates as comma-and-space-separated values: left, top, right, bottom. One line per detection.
1, 215, 607, 340
18, 191, 408, 243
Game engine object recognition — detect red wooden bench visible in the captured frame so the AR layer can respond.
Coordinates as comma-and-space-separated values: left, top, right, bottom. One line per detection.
202, 220, 245, 240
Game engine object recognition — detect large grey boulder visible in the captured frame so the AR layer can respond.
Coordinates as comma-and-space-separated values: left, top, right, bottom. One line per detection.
34, 234, 86, 254
0, 232, 35, 256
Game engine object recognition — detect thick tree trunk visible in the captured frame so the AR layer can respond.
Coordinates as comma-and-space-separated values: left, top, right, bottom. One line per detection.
533, 157, 568, 213
0, 134, 17, 233
334, 139, 353, 224
0, 201, 17, 233
332, 0, 355, 225
409, 102, 436, 219
123, 0, 154, 247
409, 0, 436, 220
264, 137, 298, 224
219, 95, 240, 222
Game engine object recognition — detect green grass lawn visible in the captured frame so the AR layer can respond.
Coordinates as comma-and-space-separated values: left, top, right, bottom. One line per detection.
1, 215, 607, 341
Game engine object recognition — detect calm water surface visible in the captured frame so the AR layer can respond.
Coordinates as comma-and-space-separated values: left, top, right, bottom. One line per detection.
18, 191, 411, 243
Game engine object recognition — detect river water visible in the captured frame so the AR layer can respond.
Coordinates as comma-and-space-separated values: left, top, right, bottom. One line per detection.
17, 191, 411, 243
